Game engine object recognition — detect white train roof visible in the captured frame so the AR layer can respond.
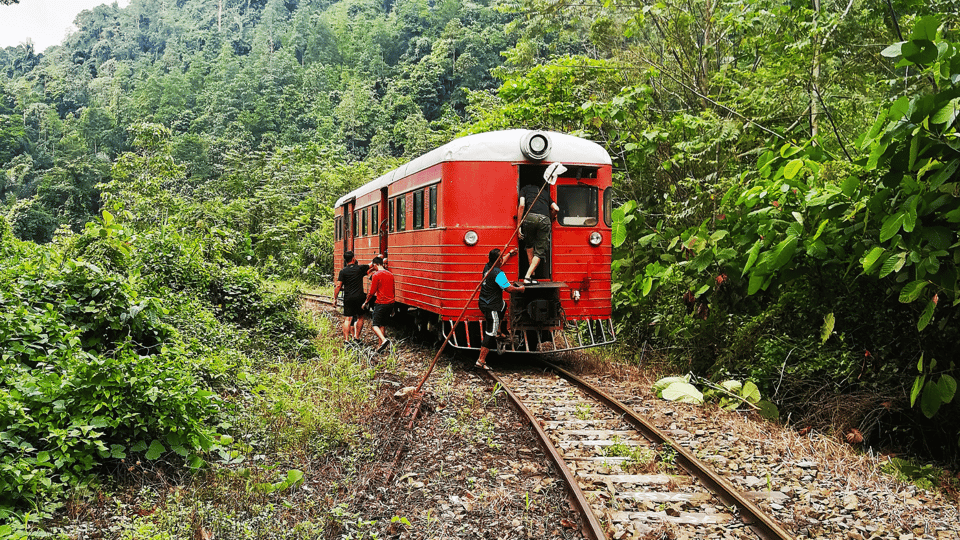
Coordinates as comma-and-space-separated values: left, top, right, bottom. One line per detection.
334, 129, 612, 208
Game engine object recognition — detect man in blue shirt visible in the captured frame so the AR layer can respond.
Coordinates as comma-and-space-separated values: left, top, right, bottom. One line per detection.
476, 248, 525, 369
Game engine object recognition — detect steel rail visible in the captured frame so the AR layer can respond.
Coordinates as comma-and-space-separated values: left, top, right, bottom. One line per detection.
301, 293, 334, 306
477, 367, 606, 540
539, 359, 795, 540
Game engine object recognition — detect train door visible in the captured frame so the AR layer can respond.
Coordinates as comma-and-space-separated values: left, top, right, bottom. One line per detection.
517, 164, 552, 281
342, 198, 356, 255
379, 188, 389, 256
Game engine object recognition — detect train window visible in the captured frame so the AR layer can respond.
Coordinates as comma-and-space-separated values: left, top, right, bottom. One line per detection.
557, 185, 599, 227
429, 185, 437, 227
603, 187, 613, 227
413, 190, 424, 230
335, 216, 341, 241
372, 205, 379, 235
362, 208, 368, 236
353, 210, 359, 237
397, 196, 406, 231
388, 199, 395, 233
558, 166, 598, 180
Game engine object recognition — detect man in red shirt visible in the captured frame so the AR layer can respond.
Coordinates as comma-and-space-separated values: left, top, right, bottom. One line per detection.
363, 256, 395, 353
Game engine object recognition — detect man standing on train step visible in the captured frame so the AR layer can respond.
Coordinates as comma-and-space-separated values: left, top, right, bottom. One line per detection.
333, 250, 369, 343
517, 182, 560, 284
363, 256, 395, 353
476, 248, 525, 370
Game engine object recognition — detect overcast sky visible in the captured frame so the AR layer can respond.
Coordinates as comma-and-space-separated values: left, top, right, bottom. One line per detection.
0, 0, 131, 51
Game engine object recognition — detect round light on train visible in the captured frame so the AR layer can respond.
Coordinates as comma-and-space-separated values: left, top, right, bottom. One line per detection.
589, 231, 603, 246
464, 230, 479, 245
520, 131, 551, 161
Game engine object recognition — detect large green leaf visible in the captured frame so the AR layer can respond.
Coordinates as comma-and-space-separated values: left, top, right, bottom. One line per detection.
927, 160, 959, 190
902, 40, 939, 65
770, 237, 798, 271
820, 312, 835, 344
611, 207, 627, 247
740, 381, 761, 404
690, 249, 713, 273
757, 400, 779, 421
861, 247, 886, 274
879, 253, 907, 278
741, 240, 762, 277
932, 97, 960, 126
911, 15, 940, 41
145, 440, 166, 460
880, 212, 905, 242
747, 273, 766, 295
899, 280, 929, 303
918, 299, 936, 331
641, 276, 653, 296
910, 375, 925, 407
939, 374, 957, 404
920, 380, 943, 418
652, 376, 690, 395
660, 382, 704, 404
783, 159, 804, 180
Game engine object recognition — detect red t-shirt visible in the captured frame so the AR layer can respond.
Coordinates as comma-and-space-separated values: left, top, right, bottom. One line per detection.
368, 269, 395, 305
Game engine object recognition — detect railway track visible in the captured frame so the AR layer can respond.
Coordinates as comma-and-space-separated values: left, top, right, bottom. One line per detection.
479, 360, 795, 540
301, 292, 334, 308
304, 292, 794, 538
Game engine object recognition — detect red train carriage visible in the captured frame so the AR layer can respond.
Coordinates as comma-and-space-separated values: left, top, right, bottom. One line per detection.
333, 129, 615, 353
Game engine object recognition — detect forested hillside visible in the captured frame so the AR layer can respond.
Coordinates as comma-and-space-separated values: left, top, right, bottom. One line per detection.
0, 0, 514, 276
4, 0, 960, 530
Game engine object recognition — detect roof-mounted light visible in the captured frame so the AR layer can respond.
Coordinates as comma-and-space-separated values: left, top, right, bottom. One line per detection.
520, 131, 551, 161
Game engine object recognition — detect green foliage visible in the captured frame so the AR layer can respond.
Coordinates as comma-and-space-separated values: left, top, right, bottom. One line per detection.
881, 457, 943, 491
611, 16, 960, 453
0, 244, 219, 516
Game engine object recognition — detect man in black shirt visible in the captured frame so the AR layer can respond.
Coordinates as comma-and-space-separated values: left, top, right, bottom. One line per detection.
333, 251, 370, 342
475, 248, 525, 369
517, 183, 560, 284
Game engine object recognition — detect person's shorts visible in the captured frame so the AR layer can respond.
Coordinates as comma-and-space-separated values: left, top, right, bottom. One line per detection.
480, 302, 505, 350
372, 302, 394, 327
521, 213, 551, 259
343, 295, 365, 318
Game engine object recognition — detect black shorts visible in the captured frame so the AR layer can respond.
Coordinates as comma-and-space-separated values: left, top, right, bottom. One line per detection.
343, 295, 365, 318
372, 302, 393, 327
480, 303, 504, 350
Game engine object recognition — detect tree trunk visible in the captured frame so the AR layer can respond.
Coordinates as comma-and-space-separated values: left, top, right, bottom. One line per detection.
811, 0, 821, 140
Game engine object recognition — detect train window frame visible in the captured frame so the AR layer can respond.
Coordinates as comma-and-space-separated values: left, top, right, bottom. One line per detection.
335, 215, 341, 241
388, 199, 395, 233
353, 210, 359, 237
372, 205, 379, 235
362, 208, 368, 236
429, 185, 437, 228
603, 187, 613, 227
413, 189, 424, 230
557, 184, 599, 227
397, 195, 406, 231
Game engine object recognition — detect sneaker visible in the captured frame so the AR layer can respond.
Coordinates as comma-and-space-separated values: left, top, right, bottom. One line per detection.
377, 339, 391, 353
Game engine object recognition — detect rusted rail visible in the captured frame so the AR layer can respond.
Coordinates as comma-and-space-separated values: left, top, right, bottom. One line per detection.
478, 361, 795, 540
476, 367, 606, 540
301, 292, 334, 307
539, 360, 795, 540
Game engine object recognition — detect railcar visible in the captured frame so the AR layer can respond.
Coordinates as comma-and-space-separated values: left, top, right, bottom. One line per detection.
333, 129, 615, 353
